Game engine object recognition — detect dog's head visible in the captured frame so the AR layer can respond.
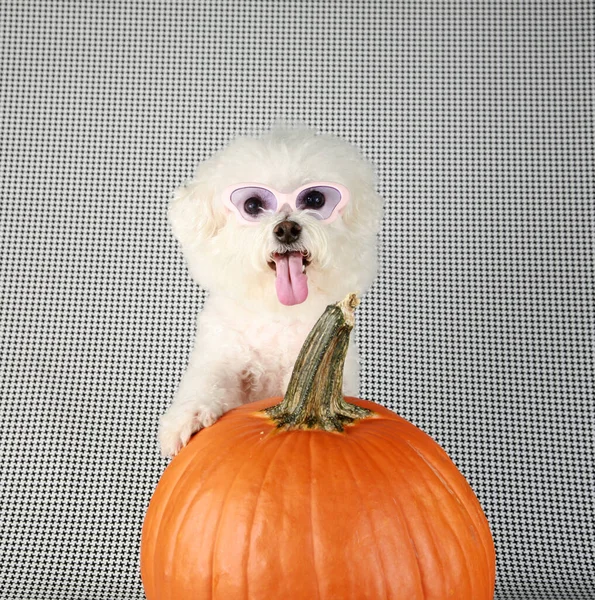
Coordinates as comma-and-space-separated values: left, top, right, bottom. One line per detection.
169, 127, 383, 316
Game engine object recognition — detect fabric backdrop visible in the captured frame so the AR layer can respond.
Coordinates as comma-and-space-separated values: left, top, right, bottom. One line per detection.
1, 2, 593, 599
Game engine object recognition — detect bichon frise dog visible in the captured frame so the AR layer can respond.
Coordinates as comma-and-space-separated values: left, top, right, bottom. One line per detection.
159, 126, 383, 457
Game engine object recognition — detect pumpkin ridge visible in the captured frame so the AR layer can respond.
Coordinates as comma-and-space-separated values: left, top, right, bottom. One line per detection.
335, 436, 398, 599
147, 448, 199, 587
361, 417, 491, 554
243, 430, 295, 600
146, 430, 231, 597
362, 428, 479, 597
353, 429, 449, 598
165, 427, 262, 598
401, 437, 494, 594
207, 426, 281, 600
307, 433, 322, 600
368, 430, 475, 600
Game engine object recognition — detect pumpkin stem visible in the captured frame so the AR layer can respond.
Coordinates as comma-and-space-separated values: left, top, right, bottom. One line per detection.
263, 293, 374, 431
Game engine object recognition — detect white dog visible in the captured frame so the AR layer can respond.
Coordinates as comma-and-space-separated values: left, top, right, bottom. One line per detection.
159, 126, 383, 457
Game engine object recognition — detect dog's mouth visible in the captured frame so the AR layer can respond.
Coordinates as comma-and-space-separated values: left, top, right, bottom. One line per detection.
267, 251, 311, 272
267, 251, 311, 306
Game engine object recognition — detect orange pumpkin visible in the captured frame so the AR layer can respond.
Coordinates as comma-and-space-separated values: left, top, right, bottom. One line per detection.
141, 295, 496, 600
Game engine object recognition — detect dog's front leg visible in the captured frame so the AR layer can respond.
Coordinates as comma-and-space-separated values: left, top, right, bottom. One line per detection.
158, 341, 247, 458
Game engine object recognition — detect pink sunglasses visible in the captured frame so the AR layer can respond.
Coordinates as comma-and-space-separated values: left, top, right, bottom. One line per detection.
222, 182, 350, 224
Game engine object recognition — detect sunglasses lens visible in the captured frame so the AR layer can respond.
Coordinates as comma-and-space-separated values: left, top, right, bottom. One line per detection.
296, 186, 343, 220
230, 187, 277, 221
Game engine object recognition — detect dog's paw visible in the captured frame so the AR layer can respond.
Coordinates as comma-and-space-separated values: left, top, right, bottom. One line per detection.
158, 403, 223, 458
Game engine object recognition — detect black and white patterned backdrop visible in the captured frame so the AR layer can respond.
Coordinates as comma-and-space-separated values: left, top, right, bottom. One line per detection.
1, 2, 593, 599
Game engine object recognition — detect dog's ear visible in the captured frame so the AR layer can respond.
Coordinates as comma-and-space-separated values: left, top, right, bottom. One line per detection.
168, 174, 227, 252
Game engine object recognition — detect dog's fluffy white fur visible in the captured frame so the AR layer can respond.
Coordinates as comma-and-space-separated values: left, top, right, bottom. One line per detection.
159, 126, 383, 457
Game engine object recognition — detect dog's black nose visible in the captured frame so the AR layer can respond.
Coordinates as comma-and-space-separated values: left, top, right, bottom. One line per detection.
274, 220, 302, 244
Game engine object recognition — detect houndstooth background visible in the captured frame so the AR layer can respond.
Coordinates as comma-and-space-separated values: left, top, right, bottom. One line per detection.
1, 1, 593, 599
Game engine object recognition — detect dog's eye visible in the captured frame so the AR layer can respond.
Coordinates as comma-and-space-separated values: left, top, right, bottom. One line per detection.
230, 186, 277, 222
296, 186, 343, 220
303, 191, 325, 209
244, 197, 264, 216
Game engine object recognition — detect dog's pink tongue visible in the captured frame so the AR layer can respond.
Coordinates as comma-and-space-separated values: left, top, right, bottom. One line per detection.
274, 252, 308, 306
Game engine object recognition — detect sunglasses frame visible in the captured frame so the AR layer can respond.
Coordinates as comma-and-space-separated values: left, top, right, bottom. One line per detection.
221, 181, 350, 225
